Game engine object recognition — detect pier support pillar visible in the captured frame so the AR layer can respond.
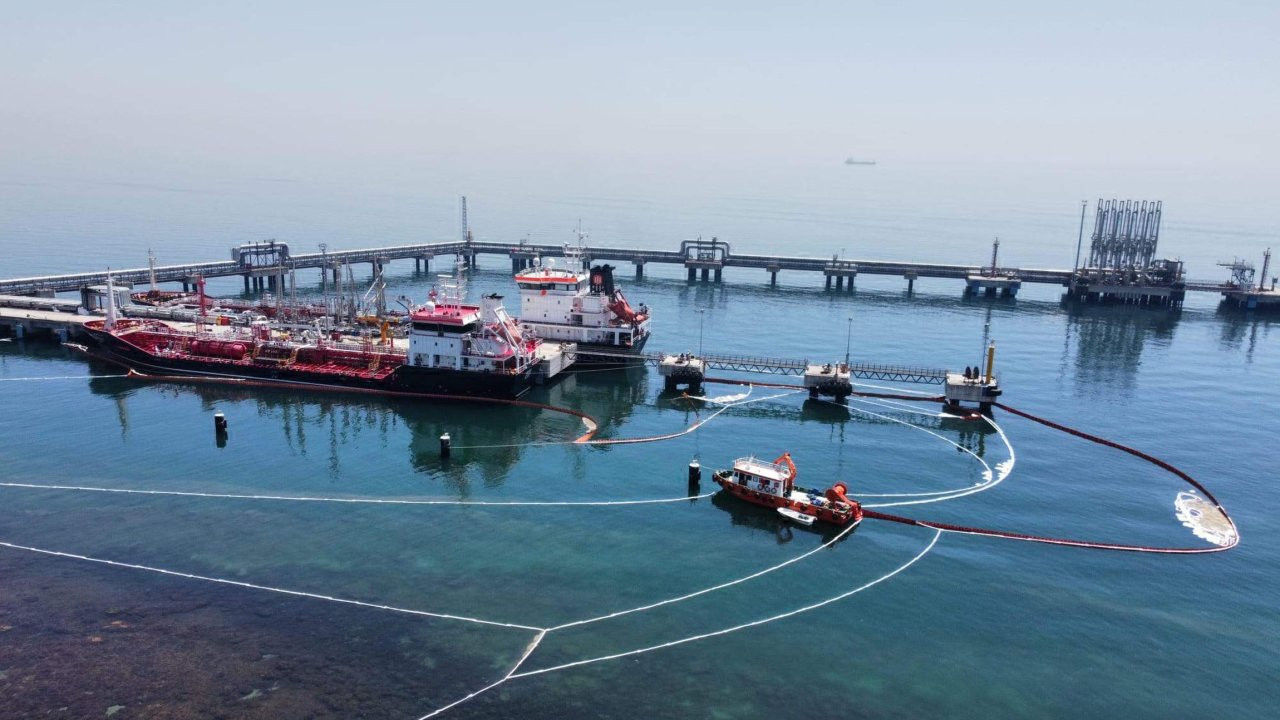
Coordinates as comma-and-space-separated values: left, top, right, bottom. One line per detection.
688, 267, 697, 282
836, 276, 844, 291
331, 267, 340, 284
770, 271, 777, 287
825, 275, 832, 290
847, 276, 855, 292
700, 268, 709, 282
905, 271, 917, 295
635, 262, 644, 280
267, 275, 277, 291
713, 268, 722, 283
512, 257, 521, 273
243, 275, 251, 292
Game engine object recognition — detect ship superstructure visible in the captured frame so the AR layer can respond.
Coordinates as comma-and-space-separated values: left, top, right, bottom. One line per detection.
514, 253, 650, 363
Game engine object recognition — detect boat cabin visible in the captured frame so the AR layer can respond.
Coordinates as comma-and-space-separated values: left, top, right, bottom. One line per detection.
728, 456, 795, 498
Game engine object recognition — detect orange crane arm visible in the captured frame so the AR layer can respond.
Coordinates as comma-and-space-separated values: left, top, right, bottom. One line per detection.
772, 451, 797, 486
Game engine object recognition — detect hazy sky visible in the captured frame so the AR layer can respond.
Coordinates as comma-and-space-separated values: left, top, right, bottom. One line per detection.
2, 0, 1278, 266
4, 1, 1276, 172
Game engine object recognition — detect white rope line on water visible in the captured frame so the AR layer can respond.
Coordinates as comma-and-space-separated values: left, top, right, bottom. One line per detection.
0, 374, 131, 382
449, 397, 736, 450
838, 396, 993, 499
508, 528, 943, 679
835, 397, 991, 499
450, 386, 800, 450
0, 374, 974, 718
850, 380, 938, 396
411, 527, 941, 718
854, 395, 951, 417
416, 630, 548, 720
835, 399, 1016, 507
0, 481, 716, 507
549, 518, 863, 632
0, 539, 544, 631
863, 411, 1015, 508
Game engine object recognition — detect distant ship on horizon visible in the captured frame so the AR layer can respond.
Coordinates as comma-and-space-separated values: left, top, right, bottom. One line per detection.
844, 157, 876, 166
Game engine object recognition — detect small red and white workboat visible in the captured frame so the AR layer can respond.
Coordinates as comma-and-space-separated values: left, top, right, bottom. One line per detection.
713, 452, 862, 526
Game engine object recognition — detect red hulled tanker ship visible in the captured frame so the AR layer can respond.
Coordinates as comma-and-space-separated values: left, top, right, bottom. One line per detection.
80, 275, 575, 398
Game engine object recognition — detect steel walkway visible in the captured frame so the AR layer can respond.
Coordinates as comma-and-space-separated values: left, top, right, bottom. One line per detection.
587, 350, 949, 385
0, 238, 1232, 297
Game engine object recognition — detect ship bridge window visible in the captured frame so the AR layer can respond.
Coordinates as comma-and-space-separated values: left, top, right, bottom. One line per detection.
414, 321, 477, 334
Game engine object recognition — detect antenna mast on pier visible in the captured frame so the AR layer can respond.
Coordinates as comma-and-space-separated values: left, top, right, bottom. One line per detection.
458, 196, 471, 244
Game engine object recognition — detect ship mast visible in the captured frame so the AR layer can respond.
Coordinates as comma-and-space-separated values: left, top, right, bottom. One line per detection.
104, 270, 118, 330
147, 249, 157, 294
438, 254, 467, 307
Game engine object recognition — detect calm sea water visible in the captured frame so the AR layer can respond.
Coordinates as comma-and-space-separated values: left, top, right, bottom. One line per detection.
0, 171, 1277, 719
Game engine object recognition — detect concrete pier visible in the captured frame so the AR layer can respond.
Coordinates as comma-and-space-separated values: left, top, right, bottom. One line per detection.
0, 235, 1250, 308
658, 354, 706, 393
966, 274, 1022, 298
1223, 288, 1280, 310
824, 260, 858, 293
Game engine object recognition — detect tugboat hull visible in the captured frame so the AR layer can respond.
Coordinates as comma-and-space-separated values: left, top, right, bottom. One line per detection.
714, 470, 860, 526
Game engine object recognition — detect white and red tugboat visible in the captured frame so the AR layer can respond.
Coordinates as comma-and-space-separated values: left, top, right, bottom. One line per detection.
513, 254, 650, 365
80, 268, 574, 398
713, 452, 862, 526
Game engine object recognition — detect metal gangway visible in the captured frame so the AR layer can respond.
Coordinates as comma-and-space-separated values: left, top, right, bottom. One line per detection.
589, 349, 949, 385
